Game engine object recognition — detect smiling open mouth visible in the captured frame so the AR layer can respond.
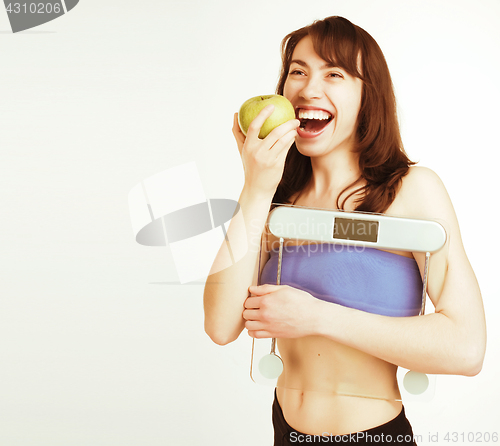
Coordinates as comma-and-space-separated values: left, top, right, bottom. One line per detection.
297, 109, 333, 133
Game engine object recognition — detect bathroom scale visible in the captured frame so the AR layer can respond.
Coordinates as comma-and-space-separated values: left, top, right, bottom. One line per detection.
250, 204, 448, 402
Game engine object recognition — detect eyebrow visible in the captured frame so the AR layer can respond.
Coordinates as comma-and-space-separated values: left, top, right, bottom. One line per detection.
290, 59, 339, 70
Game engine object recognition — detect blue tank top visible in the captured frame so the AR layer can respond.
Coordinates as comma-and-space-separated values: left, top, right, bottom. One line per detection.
260, 244, 423, 317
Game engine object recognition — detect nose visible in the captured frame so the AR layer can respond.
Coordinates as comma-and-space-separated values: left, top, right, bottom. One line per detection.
299, 75, 323, 100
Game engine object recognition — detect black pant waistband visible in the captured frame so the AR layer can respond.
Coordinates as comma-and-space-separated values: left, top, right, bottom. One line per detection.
272, 390, 417, 445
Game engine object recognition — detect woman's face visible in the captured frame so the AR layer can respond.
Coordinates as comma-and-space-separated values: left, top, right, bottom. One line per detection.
283, 35, 363, 157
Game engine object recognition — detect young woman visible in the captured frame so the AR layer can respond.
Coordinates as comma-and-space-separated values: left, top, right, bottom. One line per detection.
204, 16, 486, 445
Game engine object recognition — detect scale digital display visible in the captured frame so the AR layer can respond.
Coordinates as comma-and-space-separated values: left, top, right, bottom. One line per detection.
333, 217, 379, 243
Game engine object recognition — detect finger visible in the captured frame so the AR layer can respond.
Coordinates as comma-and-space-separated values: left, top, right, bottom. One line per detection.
232, 113, 245, 153
266, 119, 300, 147
272, 128, 297, 162
232, 112, 239, 136
247, 330, 272, 339
243, 309, 261, 321
245, 105, 275, 140
244, 320, 266, 331
248, 284, 282, 295
243, 310, 259, 321
244, 296, 261, 309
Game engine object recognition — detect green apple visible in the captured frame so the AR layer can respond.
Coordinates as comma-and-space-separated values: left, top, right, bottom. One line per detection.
238, 94, 295, 139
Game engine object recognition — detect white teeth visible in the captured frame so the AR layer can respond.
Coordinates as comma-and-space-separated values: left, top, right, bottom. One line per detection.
298, 109, 332, 120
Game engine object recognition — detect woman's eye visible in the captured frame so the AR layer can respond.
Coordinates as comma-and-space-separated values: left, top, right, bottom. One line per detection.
329, 73, 343, 78
290, 69, 304, 75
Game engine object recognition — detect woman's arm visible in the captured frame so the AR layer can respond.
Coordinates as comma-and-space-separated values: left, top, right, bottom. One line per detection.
203, 108, 299, 345
244, 167, 486, 375
203, 187, 272, 345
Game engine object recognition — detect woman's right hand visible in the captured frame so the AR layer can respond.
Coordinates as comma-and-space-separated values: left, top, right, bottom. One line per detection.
232, 105, 300, 198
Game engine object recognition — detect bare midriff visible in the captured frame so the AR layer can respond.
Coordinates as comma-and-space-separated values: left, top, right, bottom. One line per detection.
275, 336, 403, 435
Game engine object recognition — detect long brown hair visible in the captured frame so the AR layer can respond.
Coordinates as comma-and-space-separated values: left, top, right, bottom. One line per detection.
273, 16, 415, 213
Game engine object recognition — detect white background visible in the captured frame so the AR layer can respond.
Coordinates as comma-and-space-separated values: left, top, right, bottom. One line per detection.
1, 0, 499, 445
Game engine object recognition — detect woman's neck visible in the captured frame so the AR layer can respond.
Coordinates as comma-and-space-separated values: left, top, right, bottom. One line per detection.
306, 149, 362, 200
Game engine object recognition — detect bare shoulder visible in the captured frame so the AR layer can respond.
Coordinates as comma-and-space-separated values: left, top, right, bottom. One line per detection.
393, 166, 455, 222
402, 164, 441, 184
400, 165, 445, 197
